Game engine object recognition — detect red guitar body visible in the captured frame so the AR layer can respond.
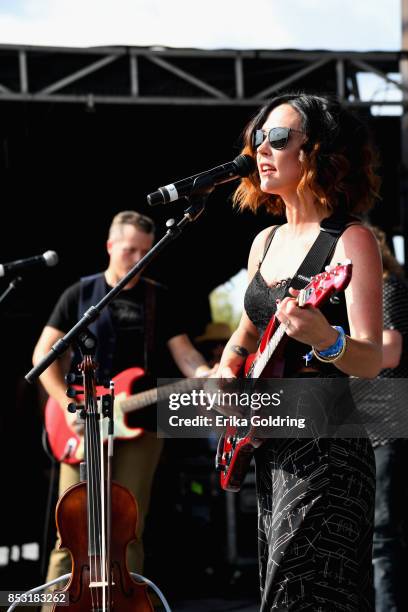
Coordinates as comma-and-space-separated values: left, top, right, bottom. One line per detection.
44, 367, 145, 464
217, 316, 286, 492
216, 262, 353, 492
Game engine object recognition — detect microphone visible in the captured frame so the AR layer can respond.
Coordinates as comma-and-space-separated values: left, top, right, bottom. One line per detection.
0, 250, 59, 278
147, 154, 255, 206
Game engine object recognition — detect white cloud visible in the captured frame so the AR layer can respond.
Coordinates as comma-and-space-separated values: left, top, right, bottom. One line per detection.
271, 0, 400, 51
0, 0, 401, 50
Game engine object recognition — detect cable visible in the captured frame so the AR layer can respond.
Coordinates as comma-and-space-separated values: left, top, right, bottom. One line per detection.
6, 574, 70, 611
131, 572, 172, 612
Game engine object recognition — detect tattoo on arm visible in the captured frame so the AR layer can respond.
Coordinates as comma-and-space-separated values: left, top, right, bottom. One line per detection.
230, 345, 249, 358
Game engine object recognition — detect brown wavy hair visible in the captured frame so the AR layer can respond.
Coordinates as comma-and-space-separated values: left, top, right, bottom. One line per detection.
233, 93, 381, 216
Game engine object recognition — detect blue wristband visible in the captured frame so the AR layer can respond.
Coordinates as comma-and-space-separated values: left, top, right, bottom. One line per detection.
303, 326, 346, 366
315, 326, 345, 357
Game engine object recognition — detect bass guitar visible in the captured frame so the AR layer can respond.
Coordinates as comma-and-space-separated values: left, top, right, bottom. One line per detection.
216, 261, 352, 492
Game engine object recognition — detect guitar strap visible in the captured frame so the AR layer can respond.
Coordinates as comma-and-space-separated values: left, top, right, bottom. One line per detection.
143, 277, 156, 375
262, 212, 359, 297
291, 215, 356, 290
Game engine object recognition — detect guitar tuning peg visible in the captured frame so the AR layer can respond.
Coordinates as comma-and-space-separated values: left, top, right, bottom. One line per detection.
325, 265, 331, 272
330, 294, 340, 305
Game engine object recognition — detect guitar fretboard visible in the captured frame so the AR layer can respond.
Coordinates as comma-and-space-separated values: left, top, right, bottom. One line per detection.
247, 322, 287, 379
121, 377, 201, 414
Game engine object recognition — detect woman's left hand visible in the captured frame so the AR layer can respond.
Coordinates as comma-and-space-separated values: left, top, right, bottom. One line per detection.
275, 288, 338, 350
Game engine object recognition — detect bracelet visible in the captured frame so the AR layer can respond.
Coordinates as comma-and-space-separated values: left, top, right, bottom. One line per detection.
312, 333, 348, 363
303, 326, 347, 366
315, 326, 346, 358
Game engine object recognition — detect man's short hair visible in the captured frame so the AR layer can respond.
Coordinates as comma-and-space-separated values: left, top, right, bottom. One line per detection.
108, 210, 155, 238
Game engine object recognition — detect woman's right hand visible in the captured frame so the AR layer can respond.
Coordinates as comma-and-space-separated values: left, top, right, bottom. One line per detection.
210, 364, 240, 379
205, 365, 244, 417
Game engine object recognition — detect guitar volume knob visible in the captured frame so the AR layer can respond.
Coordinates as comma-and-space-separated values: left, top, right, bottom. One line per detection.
215, 462, 226, 473
222, 452, 232, 464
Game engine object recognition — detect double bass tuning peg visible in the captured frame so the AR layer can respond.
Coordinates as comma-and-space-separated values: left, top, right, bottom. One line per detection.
66, 387, 82, 398
65, 373, 82, 384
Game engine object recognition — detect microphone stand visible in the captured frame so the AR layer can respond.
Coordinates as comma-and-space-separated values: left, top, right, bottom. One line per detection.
25, 177, 214, 384
20, 180, 213, 609
0, 276, 23, 307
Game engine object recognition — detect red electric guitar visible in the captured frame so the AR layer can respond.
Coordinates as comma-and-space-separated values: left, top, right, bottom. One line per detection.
216, 261, 352, 492
45, 368, 198, 464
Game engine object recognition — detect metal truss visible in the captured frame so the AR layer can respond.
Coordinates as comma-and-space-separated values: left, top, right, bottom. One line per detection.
0, 43, 405, 108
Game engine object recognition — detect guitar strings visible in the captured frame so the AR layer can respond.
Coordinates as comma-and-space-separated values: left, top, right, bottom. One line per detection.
249, 322, 286, 379
99, 379, 107, 610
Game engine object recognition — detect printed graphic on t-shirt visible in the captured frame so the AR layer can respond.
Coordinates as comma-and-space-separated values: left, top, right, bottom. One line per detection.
109, 298, 144, 332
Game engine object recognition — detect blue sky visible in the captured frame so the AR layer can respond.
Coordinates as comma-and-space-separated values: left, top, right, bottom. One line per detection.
0, 1, 28, 17
0, 0, 401, 50
0, 0, 400, 114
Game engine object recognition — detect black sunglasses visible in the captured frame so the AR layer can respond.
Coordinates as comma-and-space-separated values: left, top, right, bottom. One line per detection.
252, 127, 304, 150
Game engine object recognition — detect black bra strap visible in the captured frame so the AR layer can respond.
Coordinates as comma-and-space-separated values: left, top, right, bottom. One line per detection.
259, 225, 281, 267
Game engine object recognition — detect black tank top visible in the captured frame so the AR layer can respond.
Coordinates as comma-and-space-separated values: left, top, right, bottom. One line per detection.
244, 226, 350, 376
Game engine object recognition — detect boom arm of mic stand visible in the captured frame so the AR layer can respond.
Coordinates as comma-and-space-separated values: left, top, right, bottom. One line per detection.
25, 307, 101, 383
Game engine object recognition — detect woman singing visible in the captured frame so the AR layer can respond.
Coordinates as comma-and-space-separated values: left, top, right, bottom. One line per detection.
215, 93, 382, 610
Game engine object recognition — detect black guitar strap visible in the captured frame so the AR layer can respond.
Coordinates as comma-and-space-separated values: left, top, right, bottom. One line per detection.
291, 213, 358, 291
143, 277, 156, 374
262, 212, 359, 297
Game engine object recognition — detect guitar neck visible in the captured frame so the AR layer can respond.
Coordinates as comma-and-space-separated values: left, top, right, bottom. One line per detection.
246, 263, 353, 380
121, 377, 200, 414
247, 322, 286, 379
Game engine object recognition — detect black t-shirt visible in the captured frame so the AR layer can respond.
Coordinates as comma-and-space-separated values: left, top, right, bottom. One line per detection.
47, 276, 185, 378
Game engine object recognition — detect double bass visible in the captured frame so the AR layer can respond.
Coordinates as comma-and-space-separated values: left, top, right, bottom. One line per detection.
52, 352, 153, 611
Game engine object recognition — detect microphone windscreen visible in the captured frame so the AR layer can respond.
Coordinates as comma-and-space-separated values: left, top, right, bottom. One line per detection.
43, 251, 59, 267
234, 154, 256, 177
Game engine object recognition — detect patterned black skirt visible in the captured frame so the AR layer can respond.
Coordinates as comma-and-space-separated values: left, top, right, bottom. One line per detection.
255, 436, 375, 611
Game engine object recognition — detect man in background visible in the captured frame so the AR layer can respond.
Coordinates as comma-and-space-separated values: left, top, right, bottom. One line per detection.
33, 210, 212, 587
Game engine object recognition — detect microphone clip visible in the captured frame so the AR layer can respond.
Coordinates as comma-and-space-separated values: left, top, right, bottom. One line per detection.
0, 275, 23, 308
184, 175, 215, 221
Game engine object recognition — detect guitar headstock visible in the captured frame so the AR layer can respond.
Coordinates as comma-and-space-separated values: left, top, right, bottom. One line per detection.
297, 260, 352, 308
